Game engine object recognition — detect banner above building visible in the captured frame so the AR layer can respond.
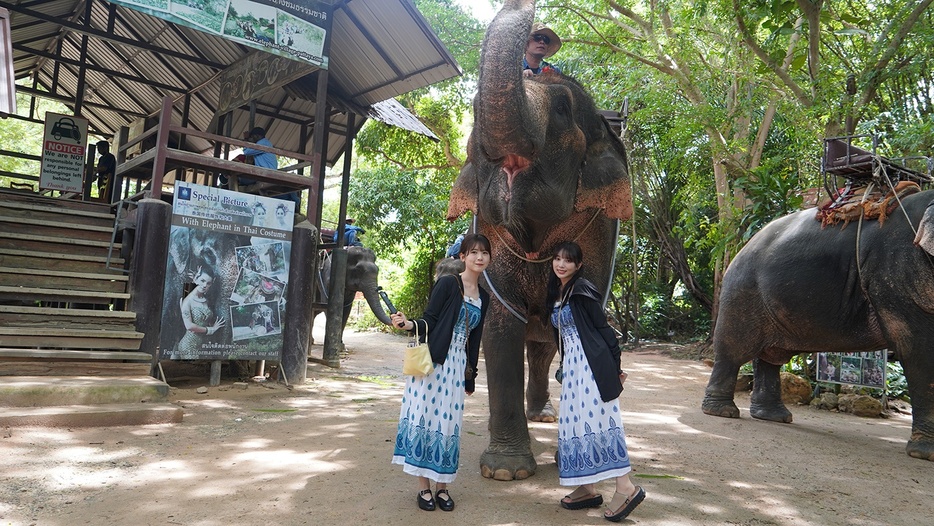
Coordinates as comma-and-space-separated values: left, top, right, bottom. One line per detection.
111, 0, 331, 68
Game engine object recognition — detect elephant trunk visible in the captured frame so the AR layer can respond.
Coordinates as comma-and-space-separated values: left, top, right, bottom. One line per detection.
475, 0, 542, 169
362, 286, 394, 326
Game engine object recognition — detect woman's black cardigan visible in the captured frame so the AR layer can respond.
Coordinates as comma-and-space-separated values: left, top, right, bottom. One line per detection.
553, 278, 623, 402
410, 274, 489, 393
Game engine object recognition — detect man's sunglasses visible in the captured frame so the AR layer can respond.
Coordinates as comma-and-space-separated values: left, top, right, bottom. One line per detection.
531, 34, 551, 45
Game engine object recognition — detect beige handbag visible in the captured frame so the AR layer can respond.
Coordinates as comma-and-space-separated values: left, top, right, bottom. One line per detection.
403, 321, 433, 376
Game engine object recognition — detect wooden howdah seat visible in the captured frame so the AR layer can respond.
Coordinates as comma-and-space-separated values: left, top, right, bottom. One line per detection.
817, 135, 932, 227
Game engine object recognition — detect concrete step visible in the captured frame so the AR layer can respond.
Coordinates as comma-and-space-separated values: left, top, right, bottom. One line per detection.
0, 403, 183, 427
0, 375, 168, 407
0, 360, 151, 377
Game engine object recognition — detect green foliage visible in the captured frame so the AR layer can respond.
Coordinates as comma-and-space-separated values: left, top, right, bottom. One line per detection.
886, 361, 909, 401
0, 87, 73, 186
780, 354, 812, 377
637, 283, 710, 341
337, 0, 484, 321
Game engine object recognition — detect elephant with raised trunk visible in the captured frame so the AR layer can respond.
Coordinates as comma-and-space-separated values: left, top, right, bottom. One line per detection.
703, 188, 934, 461
447, 0, 632, 480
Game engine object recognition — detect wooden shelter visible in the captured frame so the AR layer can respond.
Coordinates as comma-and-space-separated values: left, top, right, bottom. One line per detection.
0, 0, 460, 413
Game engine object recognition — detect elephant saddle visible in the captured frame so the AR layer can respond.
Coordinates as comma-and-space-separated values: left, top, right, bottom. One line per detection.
815, 180, 921, 228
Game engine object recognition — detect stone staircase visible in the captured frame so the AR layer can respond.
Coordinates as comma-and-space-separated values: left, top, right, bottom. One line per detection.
0, 190, 182, 427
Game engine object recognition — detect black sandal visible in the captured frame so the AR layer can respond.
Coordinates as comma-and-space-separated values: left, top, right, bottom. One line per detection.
417, 488, 435, 511
604, 486, 645, 522
435, 488, 455, 511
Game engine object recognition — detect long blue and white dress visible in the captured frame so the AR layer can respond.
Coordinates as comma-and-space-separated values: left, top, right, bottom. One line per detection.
392, 296, 482, 482
552, 302, 631, 486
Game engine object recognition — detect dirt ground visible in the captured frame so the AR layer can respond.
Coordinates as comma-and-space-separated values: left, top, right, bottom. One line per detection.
2, 318, 932, 526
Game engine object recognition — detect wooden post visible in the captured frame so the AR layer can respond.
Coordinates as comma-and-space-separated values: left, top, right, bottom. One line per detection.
126, 198, 172, 377
280, 220, 318, 384
210, 360, 222, 386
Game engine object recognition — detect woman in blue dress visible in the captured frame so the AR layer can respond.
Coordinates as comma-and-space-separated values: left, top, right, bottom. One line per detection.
546, 241, 645, 522
390, 234, 491, 512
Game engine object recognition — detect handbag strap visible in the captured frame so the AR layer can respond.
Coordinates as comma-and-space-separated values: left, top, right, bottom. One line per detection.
413, 319, 428, 344
457, 279, 470, 340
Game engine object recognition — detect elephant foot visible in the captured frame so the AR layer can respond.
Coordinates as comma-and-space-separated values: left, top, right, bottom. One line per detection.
907, 435, 934, 461
527, 400, 557, 423
479, 450, 537, 481
701, 396, 740, 418
749, 402, 793, 423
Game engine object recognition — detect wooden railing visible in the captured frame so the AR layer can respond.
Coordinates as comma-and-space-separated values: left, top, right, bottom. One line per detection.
114, 97, 317, 204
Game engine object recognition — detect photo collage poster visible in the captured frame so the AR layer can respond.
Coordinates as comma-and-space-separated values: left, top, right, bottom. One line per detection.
816, 351, 886, 389
110, 0, 331, 68
160, 181, 294, 361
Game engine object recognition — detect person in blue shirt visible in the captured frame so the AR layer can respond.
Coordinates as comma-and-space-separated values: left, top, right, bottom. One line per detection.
333, 218, 364, 247
242, 127, 301, 207
523, 22, 562, 76
445, 232, 466, 258
243, 127, 277, 169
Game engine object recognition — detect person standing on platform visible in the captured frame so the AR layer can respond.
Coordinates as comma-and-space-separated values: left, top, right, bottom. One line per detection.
94, 140, 116, 203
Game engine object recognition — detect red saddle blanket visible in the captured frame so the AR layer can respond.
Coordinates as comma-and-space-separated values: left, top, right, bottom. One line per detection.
815, 180, 920, 228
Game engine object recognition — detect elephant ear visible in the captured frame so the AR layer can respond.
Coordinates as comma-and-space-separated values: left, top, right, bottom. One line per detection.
447, 160, 479, 220
168, 228, 191, 279
913, 200, 934, 255
575, 115, 633, 221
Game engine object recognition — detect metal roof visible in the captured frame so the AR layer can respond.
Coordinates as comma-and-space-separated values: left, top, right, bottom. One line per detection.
5, 0, 460, 163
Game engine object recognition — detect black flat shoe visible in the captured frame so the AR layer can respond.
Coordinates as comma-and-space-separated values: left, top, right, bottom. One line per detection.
417, 488, 435, 511
435, 489, 455, 512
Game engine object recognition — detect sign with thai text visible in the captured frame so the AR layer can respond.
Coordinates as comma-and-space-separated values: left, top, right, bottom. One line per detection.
110, 0, 331, 68
39, 112, 88, 193
160, 181, 295, 361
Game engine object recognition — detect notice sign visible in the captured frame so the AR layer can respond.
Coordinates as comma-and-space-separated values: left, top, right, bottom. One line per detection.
160, 181, 295, 361
39, 112, 88, 193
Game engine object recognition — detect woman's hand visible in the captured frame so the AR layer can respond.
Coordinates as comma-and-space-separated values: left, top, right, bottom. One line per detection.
390, 312, 409, 330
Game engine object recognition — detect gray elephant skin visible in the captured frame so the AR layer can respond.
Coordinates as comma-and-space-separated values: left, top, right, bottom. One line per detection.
317, 246, 393, 332
447, 0, 632, 480
703, 189, 934, 461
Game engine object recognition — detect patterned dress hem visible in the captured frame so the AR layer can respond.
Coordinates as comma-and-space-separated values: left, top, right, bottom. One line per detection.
559, 466, 631, 486
392, 456, 457, 483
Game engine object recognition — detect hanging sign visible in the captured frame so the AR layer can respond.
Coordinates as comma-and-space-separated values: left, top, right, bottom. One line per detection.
38, 112, 88, 193
110, 0, 331, 68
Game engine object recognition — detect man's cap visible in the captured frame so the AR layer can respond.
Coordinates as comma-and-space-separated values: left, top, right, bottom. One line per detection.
250, 126, 266, 137
530, 22, 561, 58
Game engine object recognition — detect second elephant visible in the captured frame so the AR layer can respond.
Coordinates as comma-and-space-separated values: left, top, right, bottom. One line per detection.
316, 246, 393, 333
